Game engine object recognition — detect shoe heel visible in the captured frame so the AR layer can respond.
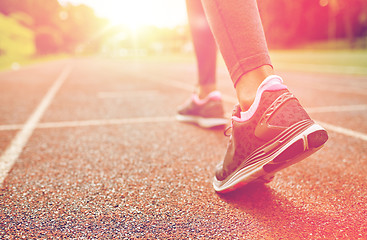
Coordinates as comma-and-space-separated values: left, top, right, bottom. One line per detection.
307, 129, 328, 148
263, 124, 328, 174
263, 138, 304, 173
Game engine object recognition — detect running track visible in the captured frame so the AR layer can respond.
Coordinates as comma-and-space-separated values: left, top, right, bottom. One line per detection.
0, 57, 366, 239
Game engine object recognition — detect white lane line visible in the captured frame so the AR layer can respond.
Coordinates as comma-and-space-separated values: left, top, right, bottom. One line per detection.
0, 116, 176, 131
36, 116, 176, 129
98, 90, 159, 98
1, 115, 366, 144
316, 120, 367, 142
0, 124, 24, 131
0, 65, 72, 185
145, 75, 195, 92
0, 114, 366, 143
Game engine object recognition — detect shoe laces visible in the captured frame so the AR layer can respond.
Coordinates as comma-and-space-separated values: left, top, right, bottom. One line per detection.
224, 125, 232, 137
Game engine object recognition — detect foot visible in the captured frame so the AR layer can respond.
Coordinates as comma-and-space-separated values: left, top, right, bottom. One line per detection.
213, 75, 328, 193
176, 91, 228, 128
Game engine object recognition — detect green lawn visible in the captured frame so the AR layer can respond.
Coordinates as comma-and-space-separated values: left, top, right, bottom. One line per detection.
0, 13, 35, 71
270, 49, 367, 75
1, 11, 366, 75
0, 54, 70, 71
2, 50, 366, 75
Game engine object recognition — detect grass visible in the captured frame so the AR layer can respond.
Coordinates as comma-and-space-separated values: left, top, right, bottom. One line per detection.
270, 49, 367, 75
1, 10, 366, 76
2, 49, 366, 75
103, 49, 367, 76
0, 13, 70, 71
0, 13, 35, 71
0, 54, 70, 71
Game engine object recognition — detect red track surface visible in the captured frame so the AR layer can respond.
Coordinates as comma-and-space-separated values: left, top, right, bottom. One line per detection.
0, 58, 366, 239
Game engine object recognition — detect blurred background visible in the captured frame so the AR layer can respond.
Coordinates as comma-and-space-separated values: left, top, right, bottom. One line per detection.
0, 0, 366, 71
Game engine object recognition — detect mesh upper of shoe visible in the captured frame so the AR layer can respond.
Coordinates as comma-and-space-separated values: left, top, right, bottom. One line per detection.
177, 92, 225, 118
216, 77, 312, 181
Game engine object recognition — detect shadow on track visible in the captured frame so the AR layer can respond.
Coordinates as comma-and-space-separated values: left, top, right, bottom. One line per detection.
216, 182, 347, 238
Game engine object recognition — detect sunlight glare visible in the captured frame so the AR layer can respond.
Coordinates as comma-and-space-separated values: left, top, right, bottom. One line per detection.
58, 0, 187, 29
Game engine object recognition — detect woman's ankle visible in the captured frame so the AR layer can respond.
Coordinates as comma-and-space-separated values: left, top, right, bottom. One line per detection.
235, 65, 274, 111
197, 83, 217, 99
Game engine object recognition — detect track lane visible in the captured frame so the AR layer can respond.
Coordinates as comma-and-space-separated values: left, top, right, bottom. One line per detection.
1, 57, 366, 239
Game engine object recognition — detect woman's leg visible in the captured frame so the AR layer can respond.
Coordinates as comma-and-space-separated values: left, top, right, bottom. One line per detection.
201, 0, 274, 110
176, 0, 227, 128
186, 0, 218, 99
198, 0, 328, 193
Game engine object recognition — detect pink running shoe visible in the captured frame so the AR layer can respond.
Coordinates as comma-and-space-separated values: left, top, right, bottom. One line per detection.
213, 75, 328, 193
176, 91, 228, 128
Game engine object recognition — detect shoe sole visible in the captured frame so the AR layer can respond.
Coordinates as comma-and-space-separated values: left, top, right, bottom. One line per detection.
213, 120, 328, 193
176, 114, 228, 128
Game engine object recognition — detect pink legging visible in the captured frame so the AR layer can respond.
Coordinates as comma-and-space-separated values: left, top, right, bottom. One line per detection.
186, 0, 272, 87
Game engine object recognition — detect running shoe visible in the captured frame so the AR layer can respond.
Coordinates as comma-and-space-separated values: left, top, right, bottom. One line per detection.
176, 91, 228, 128
213, 75, 328, 193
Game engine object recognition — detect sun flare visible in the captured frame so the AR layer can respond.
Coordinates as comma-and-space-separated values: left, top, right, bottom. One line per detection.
59, 0, 187, 29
